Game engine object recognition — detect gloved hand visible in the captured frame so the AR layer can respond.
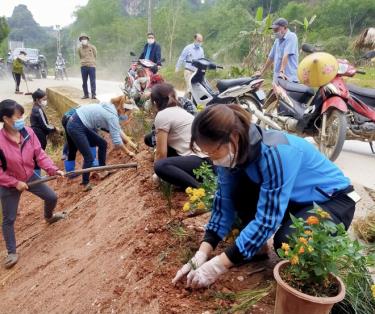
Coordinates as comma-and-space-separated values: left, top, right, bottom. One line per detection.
172, 250, 208, 285
186, 255, 228, 289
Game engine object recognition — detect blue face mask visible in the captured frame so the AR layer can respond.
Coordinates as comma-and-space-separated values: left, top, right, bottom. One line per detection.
13, 118, 25, 131
194, 42, 201, 48
119, 114, 128, 122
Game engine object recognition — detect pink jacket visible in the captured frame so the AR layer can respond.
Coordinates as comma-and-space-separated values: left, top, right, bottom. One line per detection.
0, 127, 58, 188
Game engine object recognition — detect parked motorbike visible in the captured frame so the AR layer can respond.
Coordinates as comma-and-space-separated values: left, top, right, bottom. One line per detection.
259, 43, 374, 161
187, 58, 279, 127
123, 52, 164, 96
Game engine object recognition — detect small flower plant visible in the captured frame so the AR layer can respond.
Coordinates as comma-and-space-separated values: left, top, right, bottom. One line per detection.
277, 205, 360, 297
182, 162, 217, 215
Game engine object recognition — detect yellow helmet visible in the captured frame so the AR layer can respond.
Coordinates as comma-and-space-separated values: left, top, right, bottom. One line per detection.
298, 52, 338, 88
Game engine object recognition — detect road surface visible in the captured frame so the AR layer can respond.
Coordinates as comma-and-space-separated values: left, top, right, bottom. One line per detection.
0, 76, 374, 189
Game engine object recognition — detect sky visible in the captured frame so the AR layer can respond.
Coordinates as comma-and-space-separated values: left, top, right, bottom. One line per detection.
0, 0, 89, 27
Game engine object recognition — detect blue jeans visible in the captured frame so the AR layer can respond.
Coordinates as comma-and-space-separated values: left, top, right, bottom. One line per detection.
0, 174, 57, 254
66, 114, 107, 184
81, 66, 96, 96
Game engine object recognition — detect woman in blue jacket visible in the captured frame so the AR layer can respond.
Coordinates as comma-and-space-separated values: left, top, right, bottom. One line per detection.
172, 104, 358, 289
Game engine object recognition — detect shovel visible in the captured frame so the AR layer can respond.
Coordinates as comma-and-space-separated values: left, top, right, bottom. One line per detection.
23, 76, 32, 95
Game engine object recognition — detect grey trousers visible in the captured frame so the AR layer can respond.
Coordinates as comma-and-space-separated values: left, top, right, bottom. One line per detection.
0, 174, 57, 254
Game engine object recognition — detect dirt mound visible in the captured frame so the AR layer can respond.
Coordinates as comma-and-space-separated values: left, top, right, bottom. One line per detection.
0, 144, 276, 313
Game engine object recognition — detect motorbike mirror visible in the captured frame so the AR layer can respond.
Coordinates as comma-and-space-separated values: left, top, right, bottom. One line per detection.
301, 43, 317, 54
130, 51, 136, 57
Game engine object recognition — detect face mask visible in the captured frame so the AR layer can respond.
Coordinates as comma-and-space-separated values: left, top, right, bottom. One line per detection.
194, 42, 201, 48
212, 145, 237, 168
81, 39, 88, 45
40, 100, 48, 107
147, 39, 155, 45
138, 77, 148, 84
13, 118, 25, 131
273, 31, 283, 40
119, 114, 128, 122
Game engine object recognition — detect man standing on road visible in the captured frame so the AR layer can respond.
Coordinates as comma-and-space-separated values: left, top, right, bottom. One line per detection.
257, 18, 299, 83
78, 33, 97, 99
12, 51, 27, 94
139, 32, 162, 66
176, 34, 204, 92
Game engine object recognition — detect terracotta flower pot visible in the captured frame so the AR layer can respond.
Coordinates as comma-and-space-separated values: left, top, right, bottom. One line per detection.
273, 260, 345, 314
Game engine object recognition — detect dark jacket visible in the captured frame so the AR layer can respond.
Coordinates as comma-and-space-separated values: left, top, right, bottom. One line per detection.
139, 42, 162, 65
30, 105, 55, 136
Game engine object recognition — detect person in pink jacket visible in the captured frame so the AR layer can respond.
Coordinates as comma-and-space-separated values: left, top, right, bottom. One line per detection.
0, 99, 66, 269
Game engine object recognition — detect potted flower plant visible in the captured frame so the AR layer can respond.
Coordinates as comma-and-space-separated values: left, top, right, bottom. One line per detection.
273, 206, 354, 314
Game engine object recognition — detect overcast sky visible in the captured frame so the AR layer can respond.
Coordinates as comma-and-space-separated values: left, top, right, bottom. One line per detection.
0, 0, 89, 27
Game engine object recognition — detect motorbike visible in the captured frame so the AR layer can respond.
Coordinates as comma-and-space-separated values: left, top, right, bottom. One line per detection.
187, 58, 279, 127
55, 62, 66, 80
123, 51, 164, 96
259, 43, 374, 161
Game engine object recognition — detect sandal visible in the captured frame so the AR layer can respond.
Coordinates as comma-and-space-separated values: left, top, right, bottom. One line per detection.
83, 183, 93, 192
4, 253, 18, 269
46, 212, 67, 224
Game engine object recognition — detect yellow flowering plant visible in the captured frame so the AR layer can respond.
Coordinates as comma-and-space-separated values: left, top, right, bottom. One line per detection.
182, 162, 217, 215
277, 205, 365, 296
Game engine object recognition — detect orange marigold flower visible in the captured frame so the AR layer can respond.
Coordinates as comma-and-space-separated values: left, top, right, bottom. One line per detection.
298, 246, 305, 254
299, 237, 308, 245
304, 230, 313, 235
290, 255, 299, 265
306, 216, 319, 225
281, 243, 290, 251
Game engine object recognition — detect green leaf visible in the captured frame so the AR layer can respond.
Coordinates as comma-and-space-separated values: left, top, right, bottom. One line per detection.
255, 7, 263, 22
309, 15, 317, 25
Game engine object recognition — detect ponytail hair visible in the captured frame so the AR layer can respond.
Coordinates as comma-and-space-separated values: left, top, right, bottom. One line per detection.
151, 83, 179, 112
191, 104, 252, 165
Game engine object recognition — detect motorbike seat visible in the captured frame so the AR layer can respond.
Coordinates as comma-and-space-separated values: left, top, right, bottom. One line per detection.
348, 84, 375, 108
216, 77, 254, 93
277, 79, 315, 96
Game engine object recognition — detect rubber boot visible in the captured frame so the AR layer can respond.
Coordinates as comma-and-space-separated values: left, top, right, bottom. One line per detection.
90, 147, 99, 167
64, 160, 79, 179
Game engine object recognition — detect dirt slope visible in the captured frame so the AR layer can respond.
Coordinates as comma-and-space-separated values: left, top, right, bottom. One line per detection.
0, 144, 275, 314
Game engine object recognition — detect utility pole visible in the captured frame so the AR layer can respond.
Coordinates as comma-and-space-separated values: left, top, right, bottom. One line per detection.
55, 25, 61, 55
147, 0, 152, 32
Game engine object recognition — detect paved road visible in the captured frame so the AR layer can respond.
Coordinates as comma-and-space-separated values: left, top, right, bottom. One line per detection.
0, 76, 374, 189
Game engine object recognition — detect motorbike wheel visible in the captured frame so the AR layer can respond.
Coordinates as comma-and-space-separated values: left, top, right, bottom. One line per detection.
238, 95, 263, 124
319, 109, 347, 162
257, 92, 279, 129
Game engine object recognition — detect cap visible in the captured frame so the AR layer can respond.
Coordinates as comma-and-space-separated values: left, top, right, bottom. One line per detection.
79, 33, 90, 41
270, 18, 288, 29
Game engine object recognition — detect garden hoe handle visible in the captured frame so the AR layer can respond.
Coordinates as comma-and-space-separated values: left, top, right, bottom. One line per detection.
27, 162, 138, 187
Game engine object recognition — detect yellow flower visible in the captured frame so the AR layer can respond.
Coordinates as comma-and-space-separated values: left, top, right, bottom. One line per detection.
190, 195, 198, 203
317, 208, 331, 219
281, 243, 290, 251
298, 246, 305, 254
195, 188, 206, 198
284, 250, 289, 256
185, 187, 193, 195
290, 255, 299, 265
306, 216, 319, 225
299, 237, 308, 245
307, 246, 314, 253
304, 230, 313, 236
183, 202, 190, 212
197, 202, 206, 210
371, 284, 375, 298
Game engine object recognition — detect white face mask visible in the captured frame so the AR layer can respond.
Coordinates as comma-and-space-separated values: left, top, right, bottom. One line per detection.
40, 100, 48, 107
81, 39, 88, 45
212, 145, 237, 168
147, 38, 155, 45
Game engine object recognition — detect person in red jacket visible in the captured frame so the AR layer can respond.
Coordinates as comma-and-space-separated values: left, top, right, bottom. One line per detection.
0, 99, 66, 269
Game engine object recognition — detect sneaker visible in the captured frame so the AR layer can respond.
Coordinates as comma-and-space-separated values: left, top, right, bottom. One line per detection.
4, 253, 18, 269
81, 95, 89, 99
91, 95, 97, 99
46, 212, 67, 224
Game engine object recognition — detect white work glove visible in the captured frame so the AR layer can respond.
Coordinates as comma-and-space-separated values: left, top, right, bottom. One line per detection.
186, 255, 228, 289
152, 173, 160, 184
172, 250, 208, 285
